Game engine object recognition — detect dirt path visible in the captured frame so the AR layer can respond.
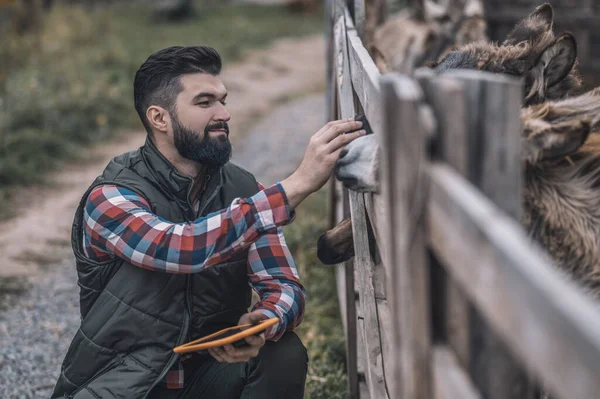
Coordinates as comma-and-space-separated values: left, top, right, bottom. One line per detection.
0, 35, 327, 398
0, 34, 325, 279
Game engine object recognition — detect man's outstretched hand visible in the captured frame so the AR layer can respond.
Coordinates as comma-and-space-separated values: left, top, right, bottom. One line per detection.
281, 118, 366, 209
207, 311, 267, 363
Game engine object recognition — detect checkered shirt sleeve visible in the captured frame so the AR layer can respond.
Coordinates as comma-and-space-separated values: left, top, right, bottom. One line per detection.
82, 182, 295, 273
247, 183, 306, 341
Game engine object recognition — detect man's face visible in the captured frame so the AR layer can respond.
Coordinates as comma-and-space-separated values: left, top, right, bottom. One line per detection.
170, 73, 232, 167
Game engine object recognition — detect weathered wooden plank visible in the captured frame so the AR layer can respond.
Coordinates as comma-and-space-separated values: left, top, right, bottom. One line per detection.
376, 298, 394, 396
441, 69, 522, 218
333, 13, 360, 399
356, 299, 366, 378
364, 193, 392, 286
347, 29, 382, 135
441, 69, 532, 399
428, 163, 600, 399
416, 72, 471, 371
432, 346, 482, 399
353, 0, 365, 41
360, 381, 370, 399
380, 73, 432, 399
340, 0, 355, 30
350, 191, 387, 399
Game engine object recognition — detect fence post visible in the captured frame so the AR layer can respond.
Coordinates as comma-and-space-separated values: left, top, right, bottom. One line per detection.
416, 69, 472, 372
380, 73, 432, 399
333, 9, 360, 397
442, 70, 534, 399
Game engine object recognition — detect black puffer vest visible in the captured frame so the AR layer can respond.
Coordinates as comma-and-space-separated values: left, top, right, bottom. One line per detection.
52, 138, 259, 398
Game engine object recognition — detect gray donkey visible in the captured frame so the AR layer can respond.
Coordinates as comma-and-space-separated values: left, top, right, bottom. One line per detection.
318, 4, 586, 282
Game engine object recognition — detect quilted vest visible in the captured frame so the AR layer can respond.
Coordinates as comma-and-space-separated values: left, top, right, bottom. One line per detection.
52, 137, 259, 398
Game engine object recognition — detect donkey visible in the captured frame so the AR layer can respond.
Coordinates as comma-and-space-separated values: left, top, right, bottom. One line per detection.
521, 88, 600, 296
370, 0, 487, 75
318, 3, 583, 266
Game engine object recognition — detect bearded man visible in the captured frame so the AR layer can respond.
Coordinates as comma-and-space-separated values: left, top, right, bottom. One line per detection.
51, 46, 365, 399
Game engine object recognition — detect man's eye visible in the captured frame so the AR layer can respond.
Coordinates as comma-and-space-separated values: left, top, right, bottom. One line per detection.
197, 101, 210, 106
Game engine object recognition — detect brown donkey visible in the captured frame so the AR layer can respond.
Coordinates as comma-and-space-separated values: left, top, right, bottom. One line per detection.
369, 0, 487, 74
318, 4, 583, 267
522, 88, 600, 297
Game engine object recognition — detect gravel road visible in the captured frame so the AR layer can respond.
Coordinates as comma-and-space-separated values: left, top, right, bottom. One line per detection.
0, 92, 326, 398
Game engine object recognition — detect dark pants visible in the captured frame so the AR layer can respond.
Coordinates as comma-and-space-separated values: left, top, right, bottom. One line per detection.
148, 332, 308, 399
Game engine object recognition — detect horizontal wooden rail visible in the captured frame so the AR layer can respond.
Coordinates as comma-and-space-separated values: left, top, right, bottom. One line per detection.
428, 162, 600, 399
432, 346, 481, 399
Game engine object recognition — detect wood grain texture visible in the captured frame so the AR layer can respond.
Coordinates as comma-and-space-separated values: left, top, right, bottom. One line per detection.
428, 163, 600, 399
380, 73, 432, 399
350, 191, 388, 399
333, 11, 360, 398
432, 346, 482, 399
417, 73, 472, 372
441, 69, 533, 399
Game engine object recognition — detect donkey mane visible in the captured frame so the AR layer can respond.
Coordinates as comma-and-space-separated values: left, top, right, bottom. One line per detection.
522, 88, 600, 295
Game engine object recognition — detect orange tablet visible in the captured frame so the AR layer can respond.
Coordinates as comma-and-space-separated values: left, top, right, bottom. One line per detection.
173, 317, 279, 354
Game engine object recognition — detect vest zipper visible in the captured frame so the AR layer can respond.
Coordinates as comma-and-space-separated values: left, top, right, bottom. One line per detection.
197, 169, 222, 217
144, 171, 222, 397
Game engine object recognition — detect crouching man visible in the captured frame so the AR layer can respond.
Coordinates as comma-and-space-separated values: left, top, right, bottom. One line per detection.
51, 45, 365, 398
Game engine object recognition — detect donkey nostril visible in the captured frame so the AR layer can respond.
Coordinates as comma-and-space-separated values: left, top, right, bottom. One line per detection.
340, 149, 349, 159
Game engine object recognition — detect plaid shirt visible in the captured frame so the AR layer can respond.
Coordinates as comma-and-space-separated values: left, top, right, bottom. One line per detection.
81, 181, 306, 389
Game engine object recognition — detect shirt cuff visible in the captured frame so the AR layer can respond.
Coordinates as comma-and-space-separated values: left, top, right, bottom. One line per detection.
245, 183, 295, 232
253, 308, 282, 341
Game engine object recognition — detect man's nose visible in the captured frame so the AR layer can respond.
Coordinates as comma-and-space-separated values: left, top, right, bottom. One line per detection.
214, 103, 231, 122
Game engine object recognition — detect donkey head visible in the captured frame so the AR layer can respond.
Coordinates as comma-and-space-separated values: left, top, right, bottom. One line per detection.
522, 88, 600, 165
429, 3, 582, 106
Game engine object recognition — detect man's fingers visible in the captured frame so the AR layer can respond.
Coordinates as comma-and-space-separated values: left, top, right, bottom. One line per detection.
315, 118, 356, 138
214, 345, 253, 363
231, 347, 259, 360
326, 130, 365, 154
208, 348, 225, 363
244, 333, 266, 347
320, 120, 363, 143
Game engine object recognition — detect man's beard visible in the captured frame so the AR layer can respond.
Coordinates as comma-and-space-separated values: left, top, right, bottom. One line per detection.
172, 116, 232, 167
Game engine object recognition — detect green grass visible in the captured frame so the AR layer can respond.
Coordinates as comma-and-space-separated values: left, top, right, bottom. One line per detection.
283, 188, 348, 399
0, 1, 323, 217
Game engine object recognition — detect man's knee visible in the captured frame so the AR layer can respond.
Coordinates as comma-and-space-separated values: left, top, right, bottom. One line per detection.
259, 331, 308, 373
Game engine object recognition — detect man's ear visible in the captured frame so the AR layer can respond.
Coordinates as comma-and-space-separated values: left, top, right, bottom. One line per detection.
503, 3, 554, 45
525, 119, 590, 163
146, 105, 171, 134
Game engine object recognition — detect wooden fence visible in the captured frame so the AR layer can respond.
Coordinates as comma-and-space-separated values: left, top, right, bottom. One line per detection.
325, 1, 600, 398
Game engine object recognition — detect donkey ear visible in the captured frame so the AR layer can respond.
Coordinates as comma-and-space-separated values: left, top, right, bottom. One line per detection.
504, 3, 554, 45
536, 33, 577, 87
525, 119, 590, 163
530, 3, 554, 27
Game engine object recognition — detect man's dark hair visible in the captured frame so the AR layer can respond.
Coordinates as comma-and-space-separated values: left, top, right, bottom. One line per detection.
134, 46, 222, 133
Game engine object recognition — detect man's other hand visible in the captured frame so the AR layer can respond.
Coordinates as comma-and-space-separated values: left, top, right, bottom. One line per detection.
281, 118, 366, 209
207, 311, 267, 363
